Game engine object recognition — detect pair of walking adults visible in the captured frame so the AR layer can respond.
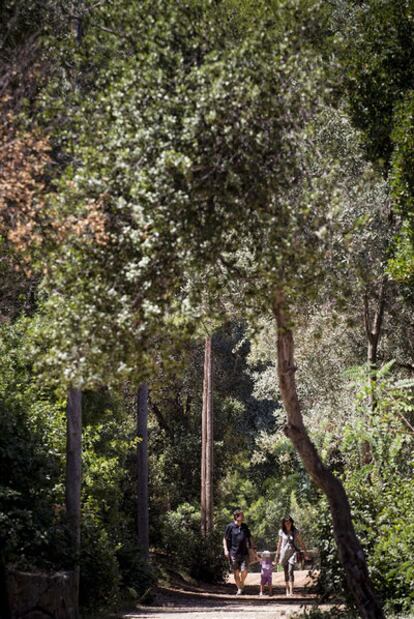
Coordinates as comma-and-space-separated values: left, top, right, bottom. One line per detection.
223, 509, 307, 596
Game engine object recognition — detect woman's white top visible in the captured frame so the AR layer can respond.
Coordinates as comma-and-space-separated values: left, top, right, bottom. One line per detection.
278, 528, 299, 565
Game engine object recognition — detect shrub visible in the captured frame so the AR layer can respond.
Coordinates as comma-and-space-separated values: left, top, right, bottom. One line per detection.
370, 478, 414, 614
116, 526, 156, 597
79, 512, 121, 610
160, 503, 228, 583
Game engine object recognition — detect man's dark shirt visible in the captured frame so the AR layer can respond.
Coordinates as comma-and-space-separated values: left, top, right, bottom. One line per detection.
225, 521, 251, 558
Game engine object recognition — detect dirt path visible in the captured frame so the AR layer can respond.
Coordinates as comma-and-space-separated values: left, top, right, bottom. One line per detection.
121, 570, 332, 619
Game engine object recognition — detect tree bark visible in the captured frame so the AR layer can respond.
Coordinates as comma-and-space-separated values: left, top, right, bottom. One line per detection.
364, 279, 387, 412
149, 397, 172, 438
0, 537, 11, 619
201, 336, 213, 537
273, 288, 384, 619
362, 280, 387, 464
136, 383, 149, 560
65, 387, 82, 618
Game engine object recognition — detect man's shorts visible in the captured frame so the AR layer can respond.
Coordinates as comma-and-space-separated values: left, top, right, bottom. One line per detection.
230, 554, 248, 571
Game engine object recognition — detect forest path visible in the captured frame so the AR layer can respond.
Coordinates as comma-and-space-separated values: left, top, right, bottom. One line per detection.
121, 570, 332, 619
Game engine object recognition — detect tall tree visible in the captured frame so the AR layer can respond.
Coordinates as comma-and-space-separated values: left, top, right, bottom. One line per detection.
201, 336, 213, 537
136, 383, 149, 559
65, 387, 82, 616
273, 290, 383, 618
37, 2, 384, 613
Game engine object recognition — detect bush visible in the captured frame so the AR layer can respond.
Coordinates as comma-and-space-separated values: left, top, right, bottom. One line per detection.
116, 526, 156, 597
292, 609, 357, 619
313, 499, 348, 603
160, 503, 228, 583
312, 379, 414, 614
190, 530, 228, 583
79, 512, 121, 610
370, 478, 414, 614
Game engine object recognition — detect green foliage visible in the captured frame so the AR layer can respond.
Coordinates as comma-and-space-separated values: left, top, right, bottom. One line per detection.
342, 0, 414, 168
293, 609, 356, 619
31, 0, 344, 390
0, 321, 68, 569
79, 511, 121, 610
339, 0, 414, 278
160, 504, 228, 583
115, 527, 156, 596
0, 320, 154, 608
370, 478, 414, 613
314, 376, 414, 612
388, 223, 414, 283
3, 1, 414, 615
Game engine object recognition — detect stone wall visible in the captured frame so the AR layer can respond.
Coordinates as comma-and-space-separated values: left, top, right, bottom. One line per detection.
7, 569, 78, 619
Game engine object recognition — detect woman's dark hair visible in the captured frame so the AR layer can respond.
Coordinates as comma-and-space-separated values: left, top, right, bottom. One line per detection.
281, 516, 296, 534
233, 508, 244, 519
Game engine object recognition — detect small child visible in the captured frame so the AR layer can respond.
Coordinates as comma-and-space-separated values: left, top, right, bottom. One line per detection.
258, 550, 274, 596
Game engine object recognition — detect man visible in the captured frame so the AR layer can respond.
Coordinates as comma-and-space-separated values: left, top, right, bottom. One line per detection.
223, 508, 253, 595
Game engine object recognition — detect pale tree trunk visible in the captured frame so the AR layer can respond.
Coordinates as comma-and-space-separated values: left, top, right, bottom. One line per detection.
273, 288, 384, 619
136, 383, 149, 560
201, 336, 213, 537
65, 387, 82, 617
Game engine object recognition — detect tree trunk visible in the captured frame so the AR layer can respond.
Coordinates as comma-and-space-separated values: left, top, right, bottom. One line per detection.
273, 288, 384, 619
364, 279, 387, 412
205, 337, 214, 536
136, 383, 149, 560
201, 336, 213, 537
0, 537, 11, 619
65, 387, 82, 618
362, 280, 387, 464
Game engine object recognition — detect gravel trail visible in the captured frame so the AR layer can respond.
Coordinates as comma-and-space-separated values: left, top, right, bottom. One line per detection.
121, 570, 332, 619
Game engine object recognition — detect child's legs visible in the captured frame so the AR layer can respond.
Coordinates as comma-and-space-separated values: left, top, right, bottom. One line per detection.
261, 574, 272, 594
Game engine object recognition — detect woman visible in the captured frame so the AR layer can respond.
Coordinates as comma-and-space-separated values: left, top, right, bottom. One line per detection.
275, 516, 307, 596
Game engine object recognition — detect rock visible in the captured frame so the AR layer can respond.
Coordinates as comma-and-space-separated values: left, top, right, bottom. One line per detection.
7, 569, 78, 619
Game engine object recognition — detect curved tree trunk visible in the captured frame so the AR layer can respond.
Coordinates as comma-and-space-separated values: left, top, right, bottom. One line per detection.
65, 387, 82, 619
273, 288, 384, 619
136, 383, 149, 560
